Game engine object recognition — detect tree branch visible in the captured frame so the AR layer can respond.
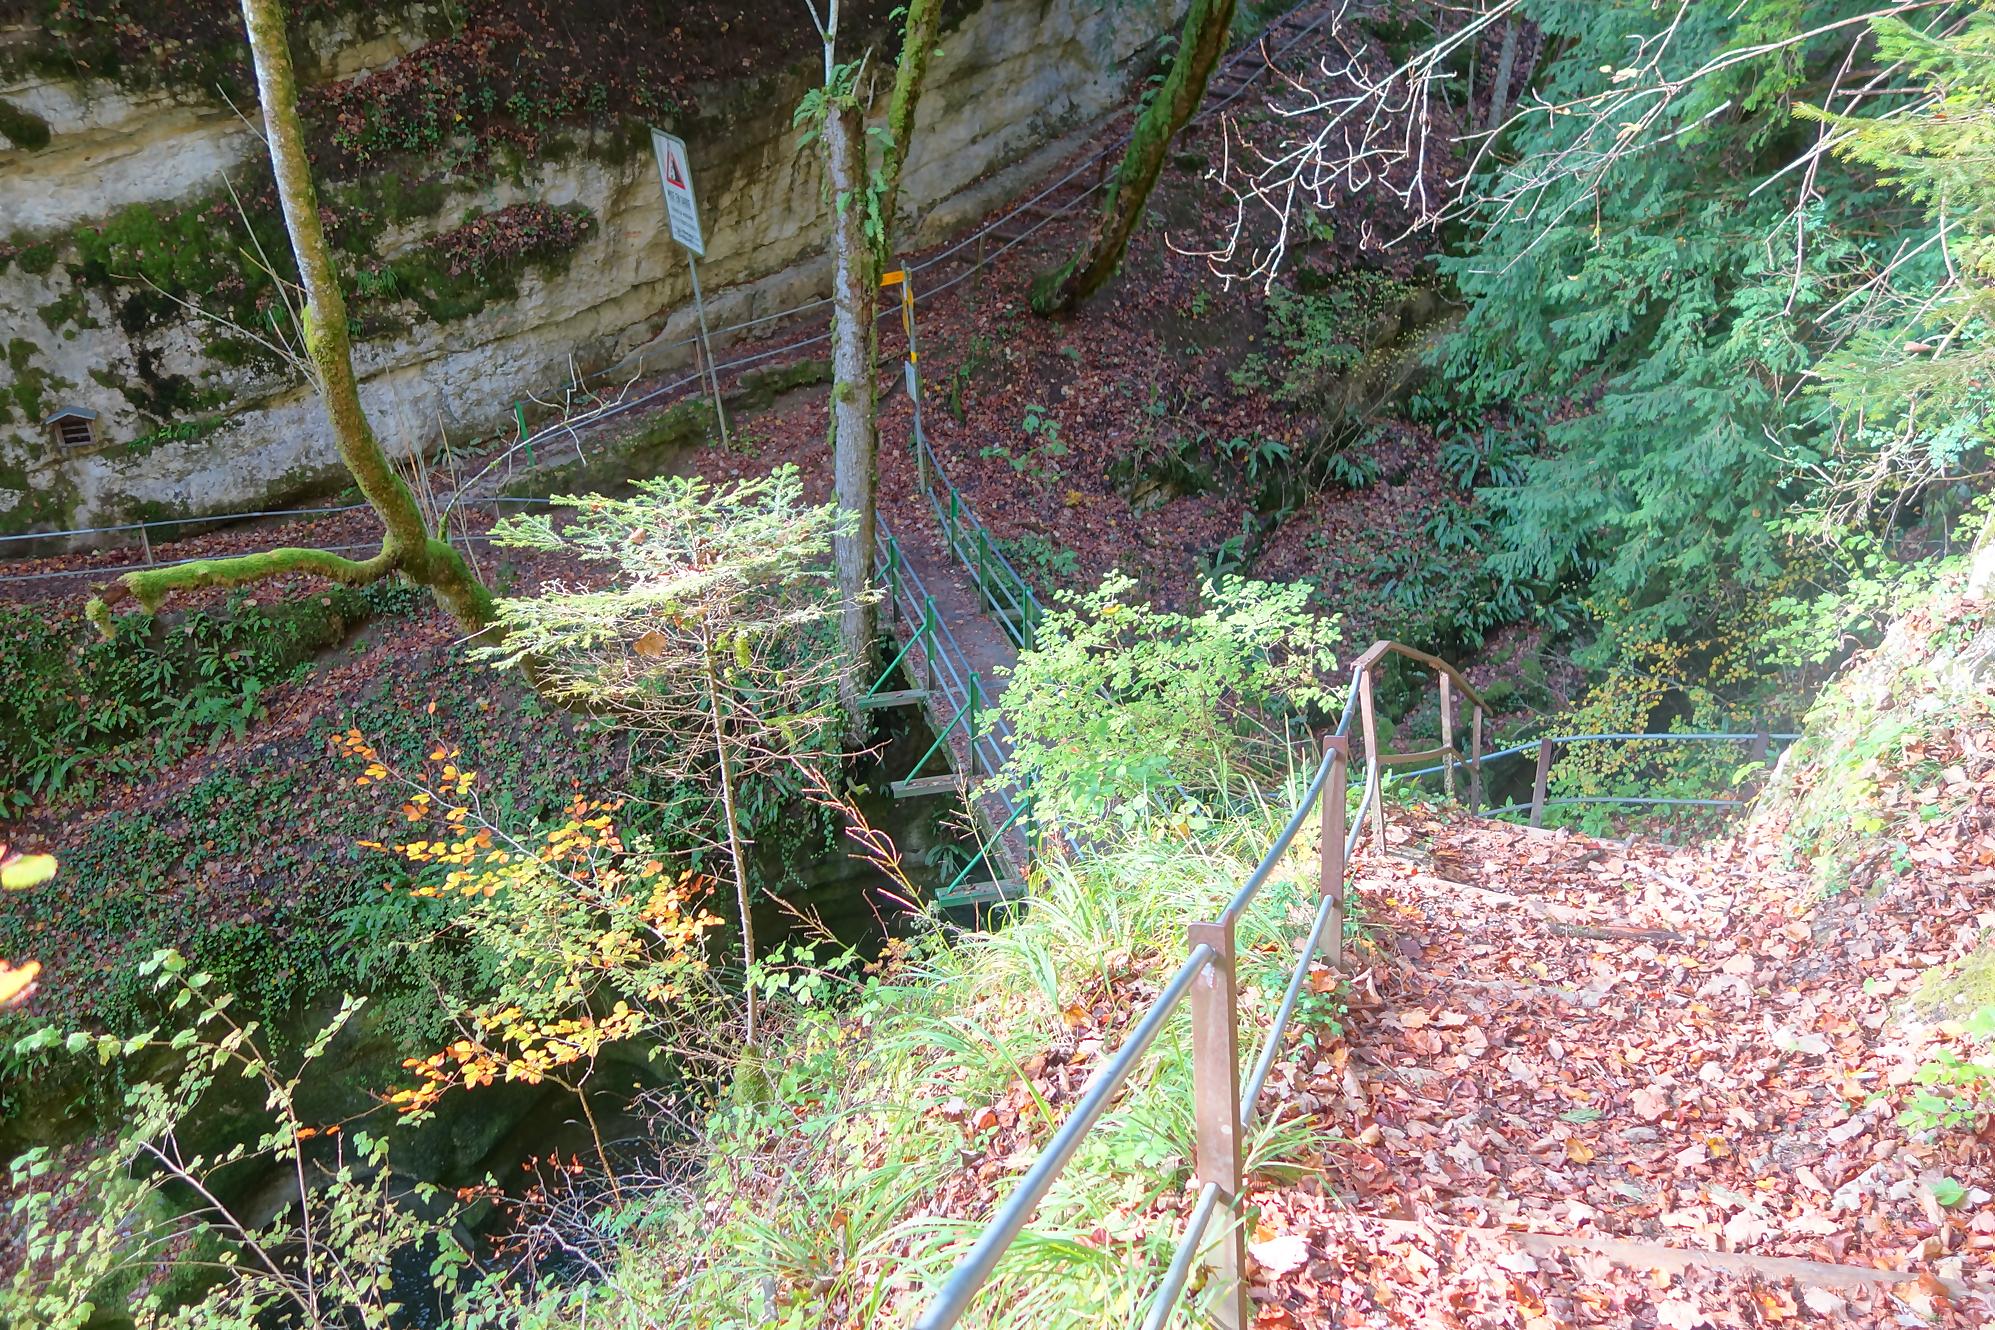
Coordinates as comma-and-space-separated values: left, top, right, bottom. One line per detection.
876, 0, 943, 236
86, 541, 401, 631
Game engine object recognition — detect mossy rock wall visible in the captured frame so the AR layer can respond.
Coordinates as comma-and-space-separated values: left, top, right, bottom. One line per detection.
0, 0, 1186, 541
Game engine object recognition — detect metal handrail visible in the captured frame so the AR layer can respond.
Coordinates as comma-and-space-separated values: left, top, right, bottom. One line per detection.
913, 639, 1450, 1330
875, 514, 1017, 795
1396, 730, 1802, 779
1386, 730, 1804, 825
915, 940, 1218, 1326
909, 637, 1797, 1329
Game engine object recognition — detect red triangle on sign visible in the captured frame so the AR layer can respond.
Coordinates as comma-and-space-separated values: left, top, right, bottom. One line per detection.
665, 150, 686, 190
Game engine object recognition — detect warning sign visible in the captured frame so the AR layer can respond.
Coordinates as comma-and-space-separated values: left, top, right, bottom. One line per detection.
650, 128, 705, 256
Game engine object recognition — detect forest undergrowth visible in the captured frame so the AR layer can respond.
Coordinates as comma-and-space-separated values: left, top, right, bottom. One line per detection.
5, 1, 1995, 1325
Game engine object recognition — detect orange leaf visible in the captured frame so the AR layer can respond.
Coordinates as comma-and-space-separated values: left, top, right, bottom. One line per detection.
0, 960, 40, 1007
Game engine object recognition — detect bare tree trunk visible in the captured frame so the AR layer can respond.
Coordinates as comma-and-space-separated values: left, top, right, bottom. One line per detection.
825, 100, 880, 716
1484, 18, 1520, 136
704, 644, 758, 1048
1031, 0, 1236, 314
1968, 507, 1995, 600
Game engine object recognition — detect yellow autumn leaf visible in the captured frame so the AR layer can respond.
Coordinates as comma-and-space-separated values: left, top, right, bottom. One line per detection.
1, 853, 56, 891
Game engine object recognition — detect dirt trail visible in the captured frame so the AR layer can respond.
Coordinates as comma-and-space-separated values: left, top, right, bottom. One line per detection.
1239, 809, 1994, 1327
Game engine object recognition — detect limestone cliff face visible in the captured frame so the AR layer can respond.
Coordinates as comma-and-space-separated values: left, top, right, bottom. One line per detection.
0, 0, 1176, 537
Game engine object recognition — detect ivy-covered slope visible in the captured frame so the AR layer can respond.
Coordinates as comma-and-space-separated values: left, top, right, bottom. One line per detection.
1751, 574, 1995, 903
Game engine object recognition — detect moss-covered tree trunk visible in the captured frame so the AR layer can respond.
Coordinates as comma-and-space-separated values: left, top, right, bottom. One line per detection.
238, 0, 494, 632
820, 0, 942, 715
826, 98, 881, 712
1031, 0, 1236, 315
876, 0, 943, 235
91, 0, 497, 637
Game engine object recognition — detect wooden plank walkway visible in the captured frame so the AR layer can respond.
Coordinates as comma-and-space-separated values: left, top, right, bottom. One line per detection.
874, 511, 1032, 902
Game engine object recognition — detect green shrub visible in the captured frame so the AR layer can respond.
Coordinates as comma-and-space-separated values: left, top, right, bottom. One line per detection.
998, 573, 1340, 827
0, 588, 394, 814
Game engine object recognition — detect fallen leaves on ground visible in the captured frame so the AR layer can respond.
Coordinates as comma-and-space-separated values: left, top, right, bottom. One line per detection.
1241, 792, 1995, 1327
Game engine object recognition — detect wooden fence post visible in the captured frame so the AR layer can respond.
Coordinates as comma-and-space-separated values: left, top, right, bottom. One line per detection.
1320, 736, 1349, 972
1529, 737, 1555, 828
1187, 919, 1247, 1330
1743, 728, 1772, 799
1470, 706, 1484, 815
1439, 674, 1457, 804
1358, 667, 1384, 854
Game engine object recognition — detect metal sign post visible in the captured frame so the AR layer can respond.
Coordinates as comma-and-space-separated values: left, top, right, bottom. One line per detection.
650, 127, 729, 448
882, 267, 928, 493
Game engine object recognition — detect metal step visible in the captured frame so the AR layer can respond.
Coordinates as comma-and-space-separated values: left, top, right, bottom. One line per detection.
935, 878, 1029, 909
856, 688, 928, 710
890, 774, 961, 799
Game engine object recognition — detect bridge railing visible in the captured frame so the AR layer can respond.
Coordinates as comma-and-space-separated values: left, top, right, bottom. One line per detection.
870, 514, 1037, 904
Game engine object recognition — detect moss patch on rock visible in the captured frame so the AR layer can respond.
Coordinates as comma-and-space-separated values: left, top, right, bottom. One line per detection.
0, 98, 52, 151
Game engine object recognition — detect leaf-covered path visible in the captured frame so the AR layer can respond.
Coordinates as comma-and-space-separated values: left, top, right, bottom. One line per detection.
1240, 809, 1995, 1327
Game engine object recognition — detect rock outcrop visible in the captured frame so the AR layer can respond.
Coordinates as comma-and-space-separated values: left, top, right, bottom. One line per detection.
0, 0, 1181, 537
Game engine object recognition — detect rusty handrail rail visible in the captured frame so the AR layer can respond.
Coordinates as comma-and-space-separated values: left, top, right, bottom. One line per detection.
1345, 639, 1487, 853
914, 637, 1478, 1330
1347, 638, 1489, 713
913, 621, 1793, 1329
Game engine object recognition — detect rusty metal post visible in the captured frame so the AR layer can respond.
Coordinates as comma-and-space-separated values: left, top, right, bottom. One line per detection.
1529, 737, 1555, 828
1439, 674, 1457, 804
1320, 736, 1349, 971
1745, 728, 1772, 797
137, 523, 155, 566
1470, 706, 1484, 815
1187, 919, 1247, 1330
1358, 667, 1384, 854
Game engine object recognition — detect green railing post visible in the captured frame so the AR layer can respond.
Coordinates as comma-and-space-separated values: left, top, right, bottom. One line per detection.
515, 401, 535, 466
968, 672, 983, 776
922, 596, 938, 696
975, 527, 993, 605
885, 537, 902, 622
948, 488, 961, 555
